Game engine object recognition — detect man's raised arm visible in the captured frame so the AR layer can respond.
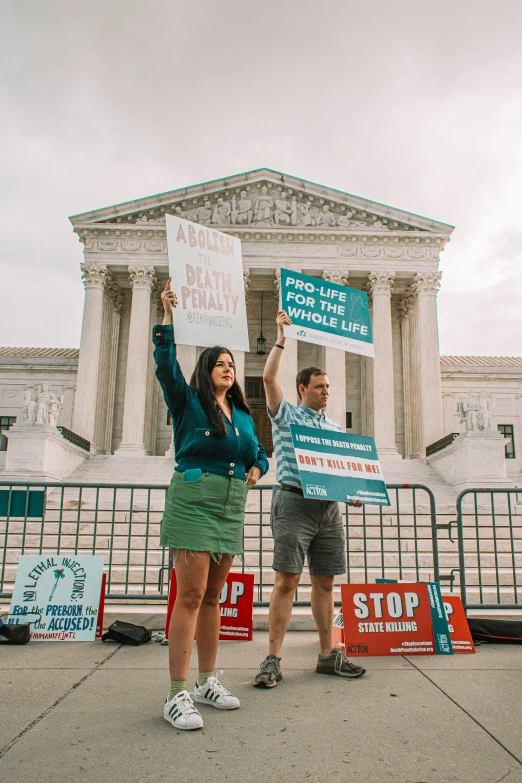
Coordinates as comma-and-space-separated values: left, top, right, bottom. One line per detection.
263, 310, 292, 417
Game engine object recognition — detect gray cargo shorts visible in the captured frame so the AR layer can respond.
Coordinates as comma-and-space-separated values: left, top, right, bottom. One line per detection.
270, 487, 347, 576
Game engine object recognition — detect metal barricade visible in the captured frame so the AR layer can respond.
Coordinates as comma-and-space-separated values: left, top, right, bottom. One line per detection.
455, 488, 522, 610
1, 480, 441, 608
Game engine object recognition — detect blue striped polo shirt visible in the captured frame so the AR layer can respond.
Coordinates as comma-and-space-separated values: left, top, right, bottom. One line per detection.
269, 398, 343, 488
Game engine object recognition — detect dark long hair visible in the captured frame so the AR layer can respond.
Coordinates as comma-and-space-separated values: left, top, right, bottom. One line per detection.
189, 346, 251, 438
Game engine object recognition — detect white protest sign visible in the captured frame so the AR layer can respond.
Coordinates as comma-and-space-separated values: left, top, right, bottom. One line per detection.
166, 214, 249, 351
7, 555, 104, 641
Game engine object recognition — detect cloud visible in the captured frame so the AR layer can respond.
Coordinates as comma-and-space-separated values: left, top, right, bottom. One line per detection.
1, 0, 522, 354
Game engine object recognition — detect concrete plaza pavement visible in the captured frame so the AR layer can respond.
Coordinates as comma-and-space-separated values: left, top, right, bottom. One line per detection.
1, 632, 521, 783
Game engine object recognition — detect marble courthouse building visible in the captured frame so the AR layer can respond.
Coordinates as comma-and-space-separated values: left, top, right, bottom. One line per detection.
1, 169, 522, 487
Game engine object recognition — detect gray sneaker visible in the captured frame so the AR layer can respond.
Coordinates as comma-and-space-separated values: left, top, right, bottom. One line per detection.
254, 654, 282, 688
316, 649, 366, 678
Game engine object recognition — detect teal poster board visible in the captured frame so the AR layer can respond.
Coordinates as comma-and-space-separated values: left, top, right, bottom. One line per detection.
289, 424, 390, 506
280, 268, 374, 357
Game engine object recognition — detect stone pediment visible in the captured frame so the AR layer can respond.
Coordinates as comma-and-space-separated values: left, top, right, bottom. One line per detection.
70, 168, 453, 237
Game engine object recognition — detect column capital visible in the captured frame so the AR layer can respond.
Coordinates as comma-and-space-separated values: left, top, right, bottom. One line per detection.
128, 264, 157, 291
367, 270, 395, 296
322, 268, 350, 286
105, 277, 124, 315
412, 271, 441, 296
397, 287, 417, 322
152, 279, 165, 309
243, 268, 251, 304
81, 263, 108, 290
274, 269, 281, 301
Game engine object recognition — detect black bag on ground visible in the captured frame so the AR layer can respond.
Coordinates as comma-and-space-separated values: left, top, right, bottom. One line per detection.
468, 618, 522, 643
0, 622, 31, 645
101, 620, 151, 646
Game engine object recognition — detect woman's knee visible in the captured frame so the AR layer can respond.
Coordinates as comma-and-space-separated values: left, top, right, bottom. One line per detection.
201, 588, 222, 609
175, 588, 206, 613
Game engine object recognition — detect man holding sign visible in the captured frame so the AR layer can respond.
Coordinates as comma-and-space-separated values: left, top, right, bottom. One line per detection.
254, 310, 366, 688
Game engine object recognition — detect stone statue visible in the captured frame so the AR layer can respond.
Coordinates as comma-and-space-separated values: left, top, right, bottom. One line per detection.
22, 388, 37, 423
136, 214, 150, 224
194, 201, 213, 224
231, 192, 253, 225
337, 210, 354, 227
457, 389, 489, 432
316, 205, 337, 227
253, 186, 274, 224
297, 201, 314, 227
478, 391, 492, 430
212, 197, 231, 225
274, 193, 292, 226
169, 206, 188, 220
34, 383, 63, 427
290, 196, 298, 226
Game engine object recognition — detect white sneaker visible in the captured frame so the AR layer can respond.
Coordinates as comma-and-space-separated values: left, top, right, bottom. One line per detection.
164, 690, 203, 730
194, 674, 240, 710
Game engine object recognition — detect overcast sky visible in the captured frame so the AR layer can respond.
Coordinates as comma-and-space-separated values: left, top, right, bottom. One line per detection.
1, 0, 522, 356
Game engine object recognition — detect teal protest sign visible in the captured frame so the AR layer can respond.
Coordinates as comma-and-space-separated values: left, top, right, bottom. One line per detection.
376, 580, 453, 655
289, 424, 390, 506
280, 268, 374, 357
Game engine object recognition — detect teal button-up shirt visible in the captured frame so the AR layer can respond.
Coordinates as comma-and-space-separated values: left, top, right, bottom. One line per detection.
269, 398, 342, 487
153, 325, 269, 481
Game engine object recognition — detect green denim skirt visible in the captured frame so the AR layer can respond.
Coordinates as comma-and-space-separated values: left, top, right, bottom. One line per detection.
160, 471, 248, 556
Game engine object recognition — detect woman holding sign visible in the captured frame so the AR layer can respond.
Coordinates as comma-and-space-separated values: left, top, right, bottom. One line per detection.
154, 279, 268, 731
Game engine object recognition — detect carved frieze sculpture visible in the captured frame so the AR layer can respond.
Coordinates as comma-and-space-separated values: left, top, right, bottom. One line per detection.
274, 193, 292, 226
22, 383, 63, 427
254, 186, 274, 225
212, 197, 232, 225
315, 205, 337, 227
232, 193, 253, 225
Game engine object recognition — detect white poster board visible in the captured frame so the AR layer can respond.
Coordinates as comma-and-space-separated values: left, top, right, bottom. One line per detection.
166, 215, 249, 351
7, 555, 104, 641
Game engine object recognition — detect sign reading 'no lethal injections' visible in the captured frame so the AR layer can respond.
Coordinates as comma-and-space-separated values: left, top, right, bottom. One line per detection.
280, 268, 374, 358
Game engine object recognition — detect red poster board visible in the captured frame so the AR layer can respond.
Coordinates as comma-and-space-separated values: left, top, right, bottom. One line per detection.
443, 595, 475, 654
166, 570, 254, 641
96, 573, 107, 639
340, 583, 436, 656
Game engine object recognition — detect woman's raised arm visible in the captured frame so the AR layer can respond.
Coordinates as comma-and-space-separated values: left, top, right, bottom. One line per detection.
153, 278, 194, 417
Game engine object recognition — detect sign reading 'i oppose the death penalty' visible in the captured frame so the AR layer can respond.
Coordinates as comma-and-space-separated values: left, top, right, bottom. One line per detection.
289, 424, 390, 506
166, 214, 249, 352
280, 268, 374, 357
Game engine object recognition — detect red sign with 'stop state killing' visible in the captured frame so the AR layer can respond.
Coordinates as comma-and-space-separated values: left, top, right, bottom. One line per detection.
340, 583, 436, 656
166, 570, 254, 641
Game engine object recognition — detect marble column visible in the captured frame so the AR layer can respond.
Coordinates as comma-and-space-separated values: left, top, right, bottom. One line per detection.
361, 304, 374, 437
398, 289, 416, 459
234, 351, 246, 390
412, 271, 443, 454
367, 271, 398, 455
234, 268, 250, 391
275, 269, 298, 405
72, 264, 108, 447
145, 287, 162, 455
322, 269, 350, 429
103, 283, 124, 455
116, 265, 156, 456
408, 293, 422, 459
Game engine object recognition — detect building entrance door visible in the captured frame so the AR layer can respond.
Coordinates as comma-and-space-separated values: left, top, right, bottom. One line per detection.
245, 377, 273, 457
